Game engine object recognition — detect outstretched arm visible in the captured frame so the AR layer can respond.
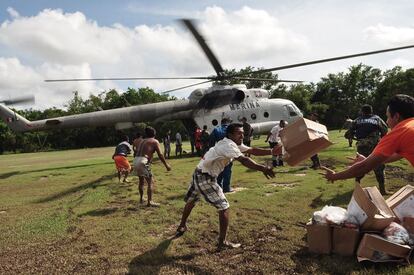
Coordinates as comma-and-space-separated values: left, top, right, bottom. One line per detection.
235, 155, 275, 179
155, 142, 171, 171
323, 153, 387, 182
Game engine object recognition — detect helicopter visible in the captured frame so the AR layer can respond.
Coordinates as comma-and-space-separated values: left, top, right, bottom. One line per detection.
1, 19, 414, 135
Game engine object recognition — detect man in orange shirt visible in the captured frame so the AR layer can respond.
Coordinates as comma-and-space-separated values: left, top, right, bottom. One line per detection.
323, 94, 414, 185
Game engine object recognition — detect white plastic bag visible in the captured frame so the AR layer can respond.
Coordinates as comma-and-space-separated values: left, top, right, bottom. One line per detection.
382, 222, 410, 245
312, 206, 348, 225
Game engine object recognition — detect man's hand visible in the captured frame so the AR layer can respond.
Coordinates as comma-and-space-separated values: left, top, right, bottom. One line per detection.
262, 166, 275, 179
320, 166, 336, 183
346, 153, 366, 166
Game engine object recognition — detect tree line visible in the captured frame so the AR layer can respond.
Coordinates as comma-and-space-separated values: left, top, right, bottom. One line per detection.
0, 64, 413, 154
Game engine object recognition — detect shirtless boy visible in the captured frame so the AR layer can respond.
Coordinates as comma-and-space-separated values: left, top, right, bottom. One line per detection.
133, 126, 171, 206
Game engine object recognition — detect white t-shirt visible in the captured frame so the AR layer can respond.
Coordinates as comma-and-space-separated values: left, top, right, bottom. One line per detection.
197, 137, 250, 177
269, 125, 282, 143
175, 132, 182, 145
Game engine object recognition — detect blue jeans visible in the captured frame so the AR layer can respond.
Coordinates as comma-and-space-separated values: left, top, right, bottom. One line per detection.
217, 162, 233, 192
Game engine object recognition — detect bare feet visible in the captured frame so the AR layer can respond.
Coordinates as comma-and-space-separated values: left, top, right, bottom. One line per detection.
123, 179, 130, 183
175, 225, 187, 237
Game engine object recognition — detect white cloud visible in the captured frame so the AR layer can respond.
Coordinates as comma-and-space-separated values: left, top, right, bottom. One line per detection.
6, 7, 19, 18
0, 9, 131, 64
364, 24, 414, 45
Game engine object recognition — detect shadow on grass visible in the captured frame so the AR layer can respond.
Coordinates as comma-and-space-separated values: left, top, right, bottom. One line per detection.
0, 171, 20, 180
309, 190, 353, 209
0, 162, 113, 180
78, 207, 118, 217
291, 246, 402, 274
166, 193, 186, 201
34, 174, 113, 203
128, 237, 211, 274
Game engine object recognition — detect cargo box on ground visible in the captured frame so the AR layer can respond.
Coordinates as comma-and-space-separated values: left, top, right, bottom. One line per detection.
386, 185, 414, 222
403, 217, 414, 235
332, 226, 361, 256
357, 233, 412, 263
306, 222, 332, 254
280, 118, 333, 166
347, 183, 395, 232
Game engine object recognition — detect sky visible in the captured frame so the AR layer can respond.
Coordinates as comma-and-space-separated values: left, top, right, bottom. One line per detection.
0, 0, 414, 109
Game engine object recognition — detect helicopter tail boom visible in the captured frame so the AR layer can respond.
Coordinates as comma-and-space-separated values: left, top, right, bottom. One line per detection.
0, 104, 35, 132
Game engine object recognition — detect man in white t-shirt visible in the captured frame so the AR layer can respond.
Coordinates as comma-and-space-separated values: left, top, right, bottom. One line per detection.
175, 123, 280, 250
265, 120, 287, 167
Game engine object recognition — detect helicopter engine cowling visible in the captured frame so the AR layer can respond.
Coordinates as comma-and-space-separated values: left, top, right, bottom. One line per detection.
192, 88, 245, 109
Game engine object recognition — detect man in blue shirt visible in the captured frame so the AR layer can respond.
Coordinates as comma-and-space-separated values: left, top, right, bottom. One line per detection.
209, 118, 233, 192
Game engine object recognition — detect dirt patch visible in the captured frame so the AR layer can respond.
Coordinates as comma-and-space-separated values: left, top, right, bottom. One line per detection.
228, 187, 248, 193
271, 183, 299, 189
385, 165, 414, 182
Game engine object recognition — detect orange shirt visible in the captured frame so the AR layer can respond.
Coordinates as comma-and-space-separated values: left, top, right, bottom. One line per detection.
372, 118, 414, 166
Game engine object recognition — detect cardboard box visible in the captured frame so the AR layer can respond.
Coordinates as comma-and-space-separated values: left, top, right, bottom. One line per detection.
332, 226, 361, 256
402, 217, 414, 234
386, 185, 414, 222
347, 183, 395, 232
357, 233, 412, 263
306, 222, 332, 254
280, 118, 333, 166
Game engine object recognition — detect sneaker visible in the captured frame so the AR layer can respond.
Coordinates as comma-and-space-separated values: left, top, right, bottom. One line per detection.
147, 201, 160, 207
217, 240, 241, 251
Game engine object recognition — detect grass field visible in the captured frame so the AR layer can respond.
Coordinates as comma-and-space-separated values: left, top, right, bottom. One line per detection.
1, 131, 413, 274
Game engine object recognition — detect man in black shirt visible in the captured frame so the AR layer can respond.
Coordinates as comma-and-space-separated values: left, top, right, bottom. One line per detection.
349, 104, 388, 194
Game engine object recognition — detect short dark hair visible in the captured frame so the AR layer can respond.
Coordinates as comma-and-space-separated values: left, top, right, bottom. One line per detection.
203, 125, 207, 130
361, 104, 373, 115
280, 120, 286, 127
122, 135, 129, 142
388, 94, 414, 119
221, 118, 231, 125
144, 126, 156, 138
226, 123, 243, 137
134, 132, 142, 139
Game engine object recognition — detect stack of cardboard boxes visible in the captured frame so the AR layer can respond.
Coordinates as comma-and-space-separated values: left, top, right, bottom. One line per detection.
307, 184, 414, 263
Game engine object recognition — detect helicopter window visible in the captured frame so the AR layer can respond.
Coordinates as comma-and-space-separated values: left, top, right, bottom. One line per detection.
212, 119, 218, 126
251, 113, 257, 120
263, 112, 269, 118
287, 105, 298, 116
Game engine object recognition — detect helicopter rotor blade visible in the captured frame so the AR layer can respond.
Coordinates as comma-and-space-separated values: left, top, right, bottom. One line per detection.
0, 95, 35, 105
161, 80, 214, 94
233, 44, 414, 77
180, 19, 225, 77
45, 76, 215, 82
233, 77, 303, 83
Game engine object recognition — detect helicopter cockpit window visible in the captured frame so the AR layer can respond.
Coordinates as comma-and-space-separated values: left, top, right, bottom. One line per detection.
251, 113, 257, 120
263, 111, 269, 118
254, 91, 262, 98
287, 105, 298, 116
212, 119, 218, 126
